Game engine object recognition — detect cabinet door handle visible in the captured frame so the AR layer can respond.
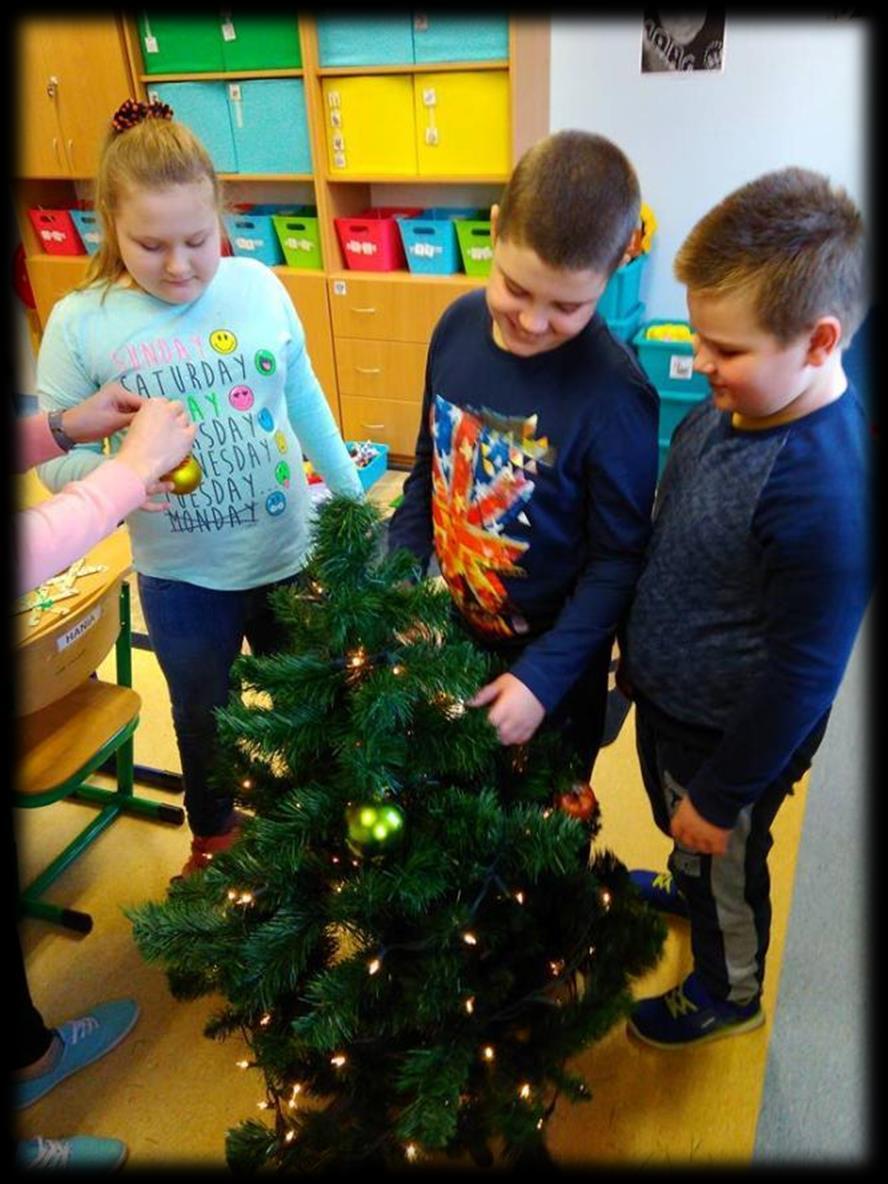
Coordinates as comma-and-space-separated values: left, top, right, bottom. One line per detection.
361, 422, 385, 430
67, 139, 75, 169
52, 137, 61, 164
355, 366, 381, 375
350, 306, 377, 314
46, 75, 59, 99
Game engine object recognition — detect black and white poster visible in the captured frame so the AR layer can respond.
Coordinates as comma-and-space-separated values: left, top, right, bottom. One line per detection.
641, 12, 725, 73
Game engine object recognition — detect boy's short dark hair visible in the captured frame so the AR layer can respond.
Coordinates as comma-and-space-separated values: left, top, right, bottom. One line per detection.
674, 167, 867, 346
496, 130, 641, 276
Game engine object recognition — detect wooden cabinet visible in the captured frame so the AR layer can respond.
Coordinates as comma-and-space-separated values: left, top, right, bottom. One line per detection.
329, 271, 483, 464
15, 17, 133, 179
14, 13, 551, 463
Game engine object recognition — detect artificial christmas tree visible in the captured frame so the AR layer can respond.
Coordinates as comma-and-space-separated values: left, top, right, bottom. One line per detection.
130, 495, 665, 1171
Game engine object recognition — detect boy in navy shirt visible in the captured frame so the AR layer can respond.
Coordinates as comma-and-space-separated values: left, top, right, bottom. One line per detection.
623, 167, 872, 1047
388, 130, 659, 773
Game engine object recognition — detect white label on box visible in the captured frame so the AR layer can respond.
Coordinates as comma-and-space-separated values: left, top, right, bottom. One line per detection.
328, 90, 341, 108
425, 126, 439, 146
57, 605, 101, 652
333, 151, 346, 169
422, 87, 437, 107
333, 281, 347, 296
332, 132, 344, 151
414, 14, 429, 31
669, 354, 695, 381
330, 109, 342, 128
221, 19, 236, 41
145, 35, 159, 54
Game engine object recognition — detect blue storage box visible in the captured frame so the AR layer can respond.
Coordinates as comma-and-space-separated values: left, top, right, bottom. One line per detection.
148, 81, 237, 173
633, 319, 710, 396
316, 16, 415, 66
397, 207, 481, 275
604, 301, 645, 343
69, 209, 102, 255
348, 441, 389, 491
229, 79, 312, 174
412, 15, 509, 63
223, 213, 285, 265
597, 254, 648, 323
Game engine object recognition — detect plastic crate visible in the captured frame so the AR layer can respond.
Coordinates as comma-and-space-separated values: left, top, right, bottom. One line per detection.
455, 218, 493, 276
335, 207, 422, 272
222, 213, 285, 266
397, 207, 480, 275
273, 212, 323, 269
605, 301, 645, 343
27, 208, 85, 256
348, 440, 389, 490
69, 209, 102, 255
597, 254, 648, 323
633, 319, 710, 396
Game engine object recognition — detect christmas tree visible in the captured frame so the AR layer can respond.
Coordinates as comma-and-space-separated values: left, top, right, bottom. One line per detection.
129, 495, 665, 1171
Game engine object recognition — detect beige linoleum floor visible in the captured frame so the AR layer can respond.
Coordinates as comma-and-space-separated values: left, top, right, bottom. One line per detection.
14, 469, 811, 1169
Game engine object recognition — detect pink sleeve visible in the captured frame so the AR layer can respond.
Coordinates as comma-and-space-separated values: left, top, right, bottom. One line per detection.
17, 414, 63, 472
17, 460, 148, 595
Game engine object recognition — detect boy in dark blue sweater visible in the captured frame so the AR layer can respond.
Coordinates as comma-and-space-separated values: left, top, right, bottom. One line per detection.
623, 168, 872, 1047
388, 130, 659, 773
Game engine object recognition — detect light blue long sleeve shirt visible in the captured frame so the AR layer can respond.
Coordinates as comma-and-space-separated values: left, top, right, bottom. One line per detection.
36, 257, 362, 590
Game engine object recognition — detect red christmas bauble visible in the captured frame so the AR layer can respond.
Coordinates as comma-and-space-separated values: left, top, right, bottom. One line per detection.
556, 781, 598, 820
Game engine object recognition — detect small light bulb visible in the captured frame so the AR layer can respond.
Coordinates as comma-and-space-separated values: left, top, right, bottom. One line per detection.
368, 957, 381, 975
465, 996, 475, 1015
331, 1054, 347, 1068
519, 1083, 532, 1099
482, 1045, 495, 1062
405, 1144, 418, 1161
463, 932, 478, 946
600, 889, 612, 909
285, 1130, 296, 1143
260, 1013, 271, 1026
392, 663, 405, 676
514, 891, 525, 904
236, 1059, 249, 1069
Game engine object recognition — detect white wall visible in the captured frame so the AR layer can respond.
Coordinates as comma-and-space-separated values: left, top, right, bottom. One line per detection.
549, 16, 869, 320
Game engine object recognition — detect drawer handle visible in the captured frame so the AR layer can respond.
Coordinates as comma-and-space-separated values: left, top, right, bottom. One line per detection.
350, 306, 377, 314
361, 422, 385, 430
355, 366, 382, 375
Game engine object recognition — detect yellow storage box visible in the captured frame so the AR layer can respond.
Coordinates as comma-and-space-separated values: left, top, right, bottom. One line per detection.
322, 75, 417, 176
414, 71, 510, 177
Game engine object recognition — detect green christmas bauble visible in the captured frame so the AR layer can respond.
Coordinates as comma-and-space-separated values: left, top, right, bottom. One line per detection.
346, 802, 405, 852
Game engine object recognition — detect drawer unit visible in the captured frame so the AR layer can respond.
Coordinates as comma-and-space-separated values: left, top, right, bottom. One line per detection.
334, 339, 427, 402
339, 394, 423, 460
328, 275, 479, 342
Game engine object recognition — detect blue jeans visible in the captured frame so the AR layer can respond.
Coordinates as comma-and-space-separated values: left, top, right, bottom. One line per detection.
137, 572, 304, 837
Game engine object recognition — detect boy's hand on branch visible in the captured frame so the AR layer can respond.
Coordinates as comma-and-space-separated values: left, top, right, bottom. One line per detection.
670, 796, 731, 857
468, 673, 546, 746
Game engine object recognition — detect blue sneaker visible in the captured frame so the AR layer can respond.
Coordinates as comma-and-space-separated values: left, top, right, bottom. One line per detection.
16, 1136, 127, 1171
629, 869, 689, 918
15, 999, 140, 1111
628, 972, 765, 1048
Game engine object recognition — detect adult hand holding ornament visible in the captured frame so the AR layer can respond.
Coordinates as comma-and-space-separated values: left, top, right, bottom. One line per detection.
113, 396, 198, 509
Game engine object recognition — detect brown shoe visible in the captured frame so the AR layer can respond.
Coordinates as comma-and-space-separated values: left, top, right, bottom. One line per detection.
172, 817, 245, 882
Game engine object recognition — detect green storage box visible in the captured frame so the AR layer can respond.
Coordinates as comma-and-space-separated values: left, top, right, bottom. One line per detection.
455, 219, 493, 276
220, 12, 302, 70
138, 13, 225, 73
273, 211, 322, 269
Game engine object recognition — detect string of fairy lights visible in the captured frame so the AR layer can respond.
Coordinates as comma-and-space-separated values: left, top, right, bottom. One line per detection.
218, 588, 602, 1164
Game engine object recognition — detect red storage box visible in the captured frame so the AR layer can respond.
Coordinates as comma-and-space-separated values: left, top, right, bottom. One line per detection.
28, 208, 86, 256
334, 206, 422, 271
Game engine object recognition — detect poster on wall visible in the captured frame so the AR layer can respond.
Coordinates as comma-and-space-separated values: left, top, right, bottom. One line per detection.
641, 11, 725, 73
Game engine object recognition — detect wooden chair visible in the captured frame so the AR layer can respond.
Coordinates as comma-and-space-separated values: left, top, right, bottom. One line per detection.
15, 531, 184, 934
